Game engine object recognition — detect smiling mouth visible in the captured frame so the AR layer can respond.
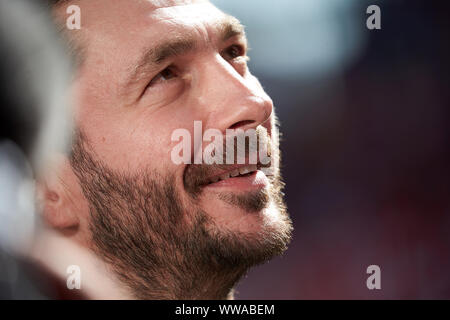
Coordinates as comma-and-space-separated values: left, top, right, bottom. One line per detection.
183, 160, 272, 196
199, 164, 272, 192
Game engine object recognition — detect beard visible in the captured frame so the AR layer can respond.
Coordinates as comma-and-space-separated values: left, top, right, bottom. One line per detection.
69, 128, 292, 300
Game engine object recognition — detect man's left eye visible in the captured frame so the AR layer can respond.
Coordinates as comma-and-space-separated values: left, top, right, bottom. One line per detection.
148, 67, 177, 87
222, 44, 246, 60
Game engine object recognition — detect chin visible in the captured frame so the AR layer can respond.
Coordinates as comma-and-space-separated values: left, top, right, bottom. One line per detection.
198, 194, 282, 235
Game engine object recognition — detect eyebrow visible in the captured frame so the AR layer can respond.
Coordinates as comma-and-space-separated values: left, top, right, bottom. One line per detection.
218, 17, 246, 43
124, 16, 246, 90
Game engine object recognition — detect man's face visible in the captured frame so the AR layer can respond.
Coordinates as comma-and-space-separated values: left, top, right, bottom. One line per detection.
61, 0, 291, 298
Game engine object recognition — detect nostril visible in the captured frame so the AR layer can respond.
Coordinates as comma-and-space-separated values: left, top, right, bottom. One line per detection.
229, 120, 254, 130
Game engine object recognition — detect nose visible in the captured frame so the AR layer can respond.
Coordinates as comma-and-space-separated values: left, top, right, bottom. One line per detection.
193, 55, 273, 132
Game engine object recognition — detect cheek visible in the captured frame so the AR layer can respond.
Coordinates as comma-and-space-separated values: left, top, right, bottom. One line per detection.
74, 67, 201, 175
78, 106, 197, 177
75, 109, 155, 172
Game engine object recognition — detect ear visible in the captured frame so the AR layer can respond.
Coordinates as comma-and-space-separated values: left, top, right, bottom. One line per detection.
36, 156, 81, 230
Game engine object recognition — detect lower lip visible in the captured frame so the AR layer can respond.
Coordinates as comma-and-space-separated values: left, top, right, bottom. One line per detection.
203, 170, 269, 191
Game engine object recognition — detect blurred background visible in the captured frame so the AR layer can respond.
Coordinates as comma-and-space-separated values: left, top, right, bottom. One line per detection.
212, 0, 450, 299
0, 0, 71, 298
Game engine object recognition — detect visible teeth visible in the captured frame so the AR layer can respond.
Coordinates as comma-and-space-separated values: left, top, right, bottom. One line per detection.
230, 169, 240, 177
239, 167, 250, 175
209, 165, 260, 184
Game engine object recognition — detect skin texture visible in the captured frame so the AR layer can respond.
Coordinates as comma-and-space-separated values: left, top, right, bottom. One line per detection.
41, 0, 292, 299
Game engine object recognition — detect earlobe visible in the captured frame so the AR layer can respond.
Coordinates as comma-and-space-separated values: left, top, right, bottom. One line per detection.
40, 187, 79, 230
36, 159, 80, 230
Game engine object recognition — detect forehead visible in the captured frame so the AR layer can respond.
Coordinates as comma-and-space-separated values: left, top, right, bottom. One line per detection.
72, 0, 228, 46
63, 0, 243, 101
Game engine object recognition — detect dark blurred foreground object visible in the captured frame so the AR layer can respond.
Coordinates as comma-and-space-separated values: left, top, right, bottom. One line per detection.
0, 0, 73, 299
0, 0, 71, 166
